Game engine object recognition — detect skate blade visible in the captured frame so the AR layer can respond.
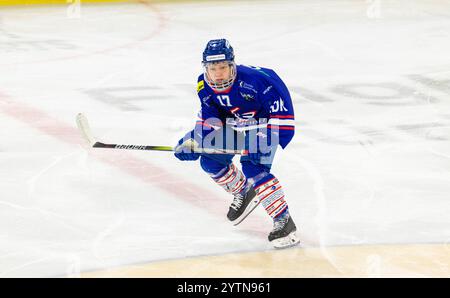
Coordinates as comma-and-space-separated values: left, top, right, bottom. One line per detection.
231, 197, 261, 226
271, 231, 300, 249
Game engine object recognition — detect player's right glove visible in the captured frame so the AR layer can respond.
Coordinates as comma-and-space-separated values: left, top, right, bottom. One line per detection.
174, 134, 201, 161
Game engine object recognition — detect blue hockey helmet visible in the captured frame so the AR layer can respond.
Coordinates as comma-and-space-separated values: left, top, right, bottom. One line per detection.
202, 39, 237, 92
202, 39, 235, 64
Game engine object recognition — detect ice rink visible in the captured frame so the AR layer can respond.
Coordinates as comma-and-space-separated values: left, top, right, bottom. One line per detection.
1, 0, 450, 277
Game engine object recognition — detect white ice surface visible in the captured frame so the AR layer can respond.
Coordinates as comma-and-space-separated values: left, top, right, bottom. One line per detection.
0, 0, 450, 277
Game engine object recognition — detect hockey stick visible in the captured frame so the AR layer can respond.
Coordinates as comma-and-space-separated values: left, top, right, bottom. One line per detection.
76, 113, 247, 155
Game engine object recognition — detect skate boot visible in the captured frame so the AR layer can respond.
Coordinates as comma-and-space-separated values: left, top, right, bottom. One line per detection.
268, 211, 300, 249
227, 186, 259, 225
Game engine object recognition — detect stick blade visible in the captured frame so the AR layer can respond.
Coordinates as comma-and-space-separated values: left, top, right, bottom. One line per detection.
76, 113, 96, 146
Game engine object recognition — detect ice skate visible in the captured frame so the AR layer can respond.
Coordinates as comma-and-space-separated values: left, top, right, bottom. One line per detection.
227, 186, 259, 225
268, 212, 300, 249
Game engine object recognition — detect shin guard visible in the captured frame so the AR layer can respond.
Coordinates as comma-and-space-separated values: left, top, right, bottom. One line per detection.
254, 175, 288, 219
212, 163, 247, 195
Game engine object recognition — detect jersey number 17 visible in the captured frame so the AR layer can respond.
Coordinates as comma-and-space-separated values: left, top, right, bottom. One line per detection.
217, 95, 232, 107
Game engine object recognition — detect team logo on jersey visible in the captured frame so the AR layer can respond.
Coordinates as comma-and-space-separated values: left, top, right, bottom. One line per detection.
239, 81, 258, 93
197, 80, 205, 93
239, 111, 257, 119
201, 94, 212, 106
240, 92, 255, 101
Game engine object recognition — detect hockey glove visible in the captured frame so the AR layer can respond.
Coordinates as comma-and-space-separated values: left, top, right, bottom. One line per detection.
174, 134, 201, 161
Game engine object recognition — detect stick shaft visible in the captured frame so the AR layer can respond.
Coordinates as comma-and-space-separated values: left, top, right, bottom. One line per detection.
93, 141, 246, 154
76, 113, 246, 155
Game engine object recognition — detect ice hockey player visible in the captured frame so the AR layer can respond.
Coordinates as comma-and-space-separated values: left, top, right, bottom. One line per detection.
174, 39, 299, 249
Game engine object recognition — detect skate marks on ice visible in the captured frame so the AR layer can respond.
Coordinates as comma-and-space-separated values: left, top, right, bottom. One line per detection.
81, 74, 450, 147
81, 243, 450, 278
0, 92, 270, 267
1, 0, 450, 277
292, 74, 450, 149
0, 2, 168, 67
0, 90, 271, 224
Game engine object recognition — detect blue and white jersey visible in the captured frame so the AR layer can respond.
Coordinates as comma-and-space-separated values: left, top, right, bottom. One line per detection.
195, 65, 295, 149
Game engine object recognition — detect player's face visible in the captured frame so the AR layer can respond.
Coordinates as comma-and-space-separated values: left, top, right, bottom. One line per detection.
206, 61, 232, 83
